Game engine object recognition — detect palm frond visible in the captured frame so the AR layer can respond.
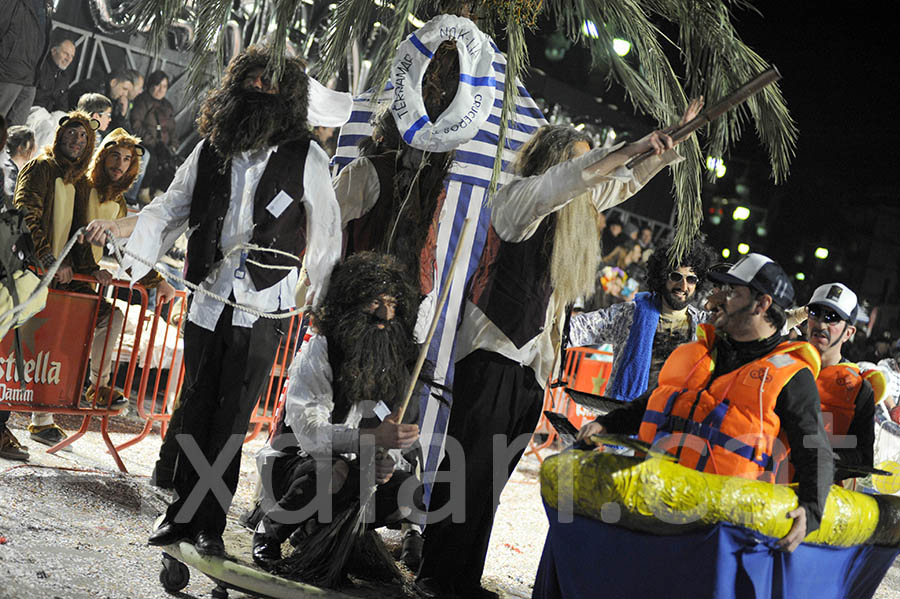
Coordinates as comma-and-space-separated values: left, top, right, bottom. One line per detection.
127, 0, 795, 261
657, 0, 797, 183
552, 0, 703, 259
317, 0, 391, 81
362, 0, 419, 108
266, 0, 302, 82
130, 0, 184, 59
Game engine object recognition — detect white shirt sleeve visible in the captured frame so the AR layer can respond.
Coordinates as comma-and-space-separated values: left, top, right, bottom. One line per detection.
302, 141, 342, 308
120, 140, 204, 281
283, 334, 360, 456
333, 156, 381, 228
492, 143, 682, 242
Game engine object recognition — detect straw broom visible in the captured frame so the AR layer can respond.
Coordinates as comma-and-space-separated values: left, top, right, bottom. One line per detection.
278, 219, 473, 587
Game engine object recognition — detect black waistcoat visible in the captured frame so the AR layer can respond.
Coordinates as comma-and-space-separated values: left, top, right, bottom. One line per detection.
344, 151, 396, 255
467, 216, 556, 348
186, 138, 309, 291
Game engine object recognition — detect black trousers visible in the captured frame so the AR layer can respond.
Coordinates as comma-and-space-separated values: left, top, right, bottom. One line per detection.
261, 453, 426, 543
418, 350, 543, 591
157, 306, 283, 536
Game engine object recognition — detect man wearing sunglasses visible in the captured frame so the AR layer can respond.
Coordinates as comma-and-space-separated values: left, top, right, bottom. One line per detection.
805, 283, 877, 482
569, 238, 715, 403
578, 253, 833, 553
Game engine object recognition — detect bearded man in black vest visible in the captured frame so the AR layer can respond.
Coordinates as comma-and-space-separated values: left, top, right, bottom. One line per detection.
416, 100, 703, 598
84, 46, 342, 556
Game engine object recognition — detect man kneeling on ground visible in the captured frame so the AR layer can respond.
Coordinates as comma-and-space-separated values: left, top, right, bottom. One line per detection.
252, 252, 425, 572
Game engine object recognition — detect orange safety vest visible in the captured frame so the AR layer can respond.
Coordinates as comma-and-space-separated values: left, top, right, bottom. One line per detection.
817, 363, 863, 438
638, 324, 821, 479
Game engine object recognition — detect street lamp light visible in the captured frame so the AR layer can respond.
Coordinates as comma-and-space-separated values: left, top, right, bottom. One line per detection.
721, 248, 731, 258
732, 206, 750, 221
795, 272, 806, 281
612, 38, 631, 56
814, 247, 829, 260
737, 243, 750, 255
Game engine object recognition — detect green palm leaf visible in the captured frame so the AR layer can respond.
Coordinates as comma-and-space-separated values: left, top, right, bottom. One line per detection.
129, 0, 796, 260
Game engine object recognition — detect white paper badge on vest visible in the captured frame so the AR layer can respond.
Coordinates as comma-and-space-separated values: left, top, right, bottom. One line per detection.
391, 14, 496, 152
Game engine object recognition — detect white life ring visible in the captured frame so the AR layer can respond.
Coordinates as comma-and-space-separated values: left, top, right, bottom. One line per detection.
390, 14, 496, 152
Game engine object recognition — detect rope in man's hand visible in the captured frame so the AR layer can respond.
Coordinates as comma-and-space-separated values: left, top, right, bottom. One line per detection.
0, 227, 308, 327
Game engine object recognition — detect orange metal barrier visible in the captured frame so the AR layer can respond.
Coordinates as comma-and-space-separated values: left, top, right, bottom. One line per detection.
114, 289, 189, 453
245, 314, 306, 442
527, 345, 614, 462
113, 302, 307, 454
1, 271, 308, 470
0, 274, 149, 471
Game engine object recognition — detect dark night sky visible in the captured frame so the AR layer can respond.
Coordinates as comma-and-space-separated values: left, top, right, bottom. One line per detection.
704, 4, 900, 285
731, 4, 900, 203
523, 3, 900, 278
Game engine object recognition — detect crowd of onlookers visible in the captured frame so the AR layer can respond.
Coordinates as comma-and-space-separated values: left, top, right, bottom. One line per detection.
583, 211, 660, 310
1, 19, 181, 206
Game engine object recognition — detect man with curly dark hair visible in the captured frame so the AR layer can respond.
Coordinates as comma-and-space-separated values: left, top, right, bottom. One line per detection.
251, 252, 426, 572
84, 46, 346, 556
569, 238, 716, 404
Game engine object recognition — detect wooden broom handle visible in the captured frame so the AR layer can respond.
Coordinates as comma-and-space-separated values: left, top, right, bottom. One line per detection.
392, 218, 473, 422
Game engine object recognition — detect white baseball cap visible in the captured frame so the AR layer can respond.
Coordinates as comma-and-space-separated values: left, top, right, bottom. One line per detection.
807, 283, 858, 322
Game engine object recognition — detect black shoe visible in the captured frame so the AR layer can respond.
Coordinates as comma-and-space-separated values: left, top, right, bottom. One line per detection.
194, 531, 225, 557
148, 521, 190, 546
239, 503, 263, 531
251, 532, 282, 571
400, 529, 424, 571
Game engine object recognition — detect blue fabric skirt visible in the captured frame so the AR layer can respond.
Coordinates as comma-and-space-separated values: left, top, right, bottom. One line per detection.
534, 502, 900, 599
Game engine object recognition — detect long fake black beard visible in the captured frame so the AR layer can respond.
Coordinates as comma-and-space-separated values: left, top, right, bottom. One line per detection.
207, 91, 296, 157
386, 147, 453, 281
330, 311, 417, 416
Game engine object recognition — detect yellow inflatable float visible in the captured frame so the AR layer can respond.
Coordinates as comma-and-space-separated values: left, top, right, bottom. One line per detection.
541, 450, 900, 547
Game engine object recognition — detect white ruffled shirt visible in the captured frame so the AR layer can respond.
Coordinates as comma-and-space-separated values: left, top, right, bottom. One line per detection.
120, 139, 341, 330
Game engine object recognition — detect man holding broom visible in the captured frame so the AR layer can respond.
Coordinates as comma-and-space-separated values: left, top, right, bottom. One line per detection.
252, 252, 426, 579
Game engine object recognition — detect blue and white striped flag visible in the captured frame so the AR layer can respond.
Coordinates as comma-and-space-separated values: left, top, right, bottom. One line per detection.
333, 45, 547, 503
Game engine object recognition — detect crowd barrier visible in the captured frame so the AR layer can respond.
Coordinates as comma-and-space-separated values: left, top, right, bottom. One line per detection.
3, 277, 619, 472
0, 274, 149, 471
527, 345, 614, 462
114, 300, 307, 454
0, 273, 308, 472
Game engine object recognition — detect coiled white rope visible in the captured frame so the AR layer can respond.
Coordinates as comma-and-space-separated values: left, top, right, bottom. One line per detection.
104, 231, 306, 320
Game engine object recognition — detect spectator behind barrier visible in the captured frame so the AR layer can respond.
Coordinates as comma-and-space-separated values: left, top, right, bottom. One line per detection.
12, 111, 127, 447
67, 68, 135, 132
130, 70, 178, 196
33, 34, 76, 113
76, 93, 113, 143
2, 126, 36, 198
0, 0, 52, 126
